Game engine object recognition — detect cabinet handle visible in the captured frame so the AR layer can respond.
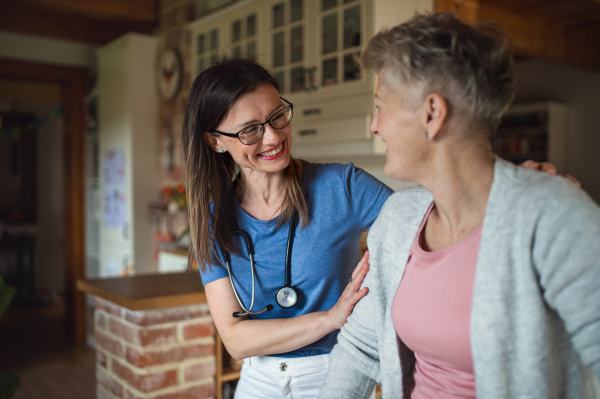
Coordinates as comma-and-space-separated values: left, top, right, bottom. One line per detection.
299, 129, 318, 136
303, 108, 322, 116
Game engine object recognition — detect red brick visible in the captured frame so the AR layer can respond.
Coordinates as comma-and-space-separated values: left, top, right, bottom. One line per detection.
124, 305, 210, 326
112, 360, 178, 393
95, 331, 124, 357
97, 350, 108, 368
126, 343, 213, 367
184, 362, 215, 382
97, 367, 124, 398
95, 298, 124, 318
182, 322, 214, 340
109, 318, 137, 343
109, 319, 177, 347
139, 327, 178, 347
95, 311, 107, 330
152, 382, 214, 399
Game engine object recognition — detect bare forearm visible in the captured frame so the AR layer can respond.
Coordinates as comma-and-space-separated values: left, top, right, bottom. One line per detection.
220, 310, 335, 359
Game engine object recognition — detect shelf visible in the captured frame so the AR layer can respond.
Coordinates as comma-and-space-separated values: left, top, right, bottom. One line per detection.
221, 368, 241, 383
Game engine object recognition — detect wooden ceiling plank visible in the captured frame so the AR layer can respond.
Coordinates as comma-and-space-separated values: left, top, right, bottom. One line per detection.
435, 0, 480, 24
480, 3, 599, 70
0, 4, 155, 44
15, 0, 157, 23
544, 10, 600, 28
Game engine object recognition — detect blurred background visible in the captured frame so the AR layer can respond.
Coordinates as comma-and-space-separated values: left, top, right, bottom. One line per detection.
0, 0, 599, 398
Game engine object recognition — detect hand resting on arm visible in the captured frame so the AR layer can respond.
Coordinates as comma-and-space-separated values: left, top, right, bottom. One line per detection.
205, 251, 371, 360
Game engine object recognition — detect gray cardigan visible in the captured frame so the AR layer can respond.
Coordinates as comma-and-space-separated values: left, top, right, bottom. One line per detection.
318, 159, 600, 398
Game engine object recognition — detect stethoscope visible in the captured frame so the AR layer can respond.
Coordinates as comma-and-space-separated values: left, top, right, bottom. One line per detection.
224, 212, 299, 318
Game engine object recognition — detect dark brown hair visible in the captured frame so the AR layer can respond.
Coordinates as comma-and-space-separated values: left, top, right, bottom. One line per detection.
183, 57, 308, 272
363, 12, 515, 134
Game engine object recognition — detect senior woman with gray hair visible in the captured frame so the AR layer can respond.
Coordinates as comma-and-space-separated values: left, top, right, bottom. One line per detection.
318, 13, 600, 399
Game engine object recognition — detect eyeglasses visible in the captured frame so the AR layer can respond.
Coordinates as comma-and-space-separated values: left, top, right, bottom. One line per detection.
209, 97, 294, 145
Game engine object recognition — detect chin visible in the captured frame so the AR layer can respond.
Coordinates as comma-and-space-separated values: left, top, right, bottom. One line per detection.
384, 162, 410, 182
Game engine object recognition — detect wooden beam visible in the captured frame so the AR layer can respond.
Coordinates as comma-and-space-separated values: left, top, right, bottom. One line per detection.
435, 0, 480, 24
0, 4, 155, 45
0, 80, 62, 103
0, 58, 88, 344
435, 0, 600, 71
479, 3, 600, 70
15, 0, 157, 23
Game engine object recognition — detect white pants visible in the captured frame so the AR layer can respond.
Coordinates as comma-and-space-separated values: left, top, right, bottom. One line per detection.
234, 354, 376, 399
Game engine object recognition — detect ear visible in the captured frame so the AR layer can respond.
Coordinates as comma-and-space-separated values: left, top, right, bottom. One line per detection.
422, 93, 448, 141
203, 132, 223, 153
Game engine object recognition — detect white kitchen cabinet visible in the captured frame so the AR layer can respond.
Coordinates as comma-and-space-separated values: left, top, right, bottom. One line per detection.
189, 0, 433, 156
97, 33, 160, 276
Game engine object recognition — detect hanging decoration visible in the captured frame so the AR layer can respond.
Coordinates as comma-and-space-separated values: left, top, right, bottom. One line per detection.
0, 106, 63, 137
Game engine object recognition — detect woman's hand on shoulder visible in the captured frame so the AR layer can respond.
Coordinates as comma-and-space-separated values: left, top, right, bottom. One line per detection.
326, 251, 370, 330
520, 160, 581, 187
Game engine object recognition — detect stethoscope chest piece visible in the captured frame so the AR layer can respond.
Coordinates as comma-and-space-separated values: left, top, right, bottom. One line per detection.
276, 286, 298, 308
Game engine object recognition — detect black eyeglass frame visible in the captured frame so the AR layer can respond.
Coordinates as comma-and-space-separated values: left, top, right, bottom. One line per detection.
209, 97, 294, 145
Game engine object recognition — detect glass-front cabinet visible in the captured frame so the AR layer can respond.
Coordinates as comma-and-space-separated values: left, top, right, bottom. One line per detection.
188, 0, 428, 157
190, 0, 369, 99
267, 0, 308, 94
229, 11, 259, 59
318, 0, 364, 90
194, 25, 222, 76
265, 0, 369, 100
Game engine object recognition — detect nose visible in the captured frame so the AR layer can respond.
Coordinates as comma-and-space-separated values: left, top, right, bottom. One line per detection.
370, 112, 379, 136
261, 124, 282, 145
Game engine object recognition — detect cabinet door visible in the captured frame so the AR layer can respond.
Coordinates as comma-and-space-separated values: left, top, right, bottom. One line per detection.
266, 0, 311, 95
225, 8, 262, 61
193, 24, 223, 77
315, 0, 370, 96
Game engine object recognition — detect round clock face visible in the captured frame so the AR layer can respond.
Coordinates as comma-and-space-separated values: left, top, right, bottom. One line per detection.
156, 48, 182, 101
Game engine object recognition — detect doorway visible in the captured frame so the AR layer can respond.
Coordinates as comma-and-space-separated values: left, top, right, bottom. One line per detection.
0, 58, 87, 343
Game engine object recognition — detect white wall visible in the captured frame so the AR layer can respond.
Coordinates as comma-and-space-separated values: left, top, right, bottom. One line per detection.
302, 154, 416, 192
0, 30, 97, 69
513, 60, 600, 203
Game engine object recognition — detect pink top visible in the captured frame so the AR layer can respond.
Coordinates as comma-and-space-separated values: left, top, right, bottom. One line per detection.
392, 204, 482, 399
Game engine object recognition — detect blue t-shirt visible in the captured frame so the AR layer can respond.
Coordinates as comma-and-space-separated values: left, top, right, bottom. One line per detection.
199, 161, 393, 357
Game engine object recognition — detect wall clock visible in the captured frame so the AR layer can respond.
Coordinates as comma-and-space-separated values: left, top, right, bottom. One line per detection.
156, 47, 183, 101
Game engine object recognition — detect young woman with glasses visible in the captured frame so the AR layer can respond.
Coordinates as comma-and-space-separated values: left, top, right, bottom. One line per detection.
182, 57, 573, 398
183, 57, 392, 398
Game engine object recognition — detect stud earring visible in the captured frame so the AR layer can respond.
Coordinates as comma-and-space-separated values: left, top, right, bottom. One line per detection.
425, 131, 430, 141
218, 149, 225, 153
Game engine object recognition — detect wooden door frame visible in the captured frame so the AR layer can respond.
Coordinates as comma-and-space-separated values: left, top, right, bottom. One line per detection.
0, 58, 87, 343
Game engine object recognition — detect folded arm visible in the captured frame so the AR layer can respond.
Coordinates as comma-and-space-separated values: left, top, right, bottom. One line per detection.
206, 252, 370, 359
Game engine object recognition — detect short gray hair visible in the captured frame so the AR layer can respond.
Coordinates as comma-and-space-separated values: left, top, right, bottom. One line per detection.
363, 12, 515, 134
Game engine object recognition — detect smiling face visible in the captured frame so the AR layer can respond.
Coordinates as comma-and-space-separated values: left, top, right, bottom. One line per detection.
371, 70, 430, 182
207, 84, 292, 177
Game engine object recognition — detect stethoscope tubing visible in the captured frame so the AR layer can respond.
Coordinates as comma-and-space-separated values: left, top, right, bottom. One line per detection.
225, 212, 298, 317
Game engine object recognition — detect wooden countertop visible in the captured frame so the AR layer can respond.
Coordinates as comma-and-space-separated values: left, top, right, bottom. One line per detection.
77, 271, 206, 311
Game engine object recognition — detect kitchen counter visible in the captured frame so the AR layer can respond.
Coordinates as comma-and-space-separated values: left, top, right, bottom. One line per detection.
77, 271, 215, 398
77, 270, 206, 311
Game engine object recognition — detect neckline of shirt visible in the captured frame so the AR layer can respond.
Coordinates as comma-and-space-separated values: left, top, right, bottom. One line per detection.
413, 202, 484, 259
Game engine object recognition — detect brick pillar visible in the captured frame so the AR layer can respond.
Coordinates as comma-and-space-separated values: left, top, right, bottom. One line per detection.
93, 297, 216, 399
